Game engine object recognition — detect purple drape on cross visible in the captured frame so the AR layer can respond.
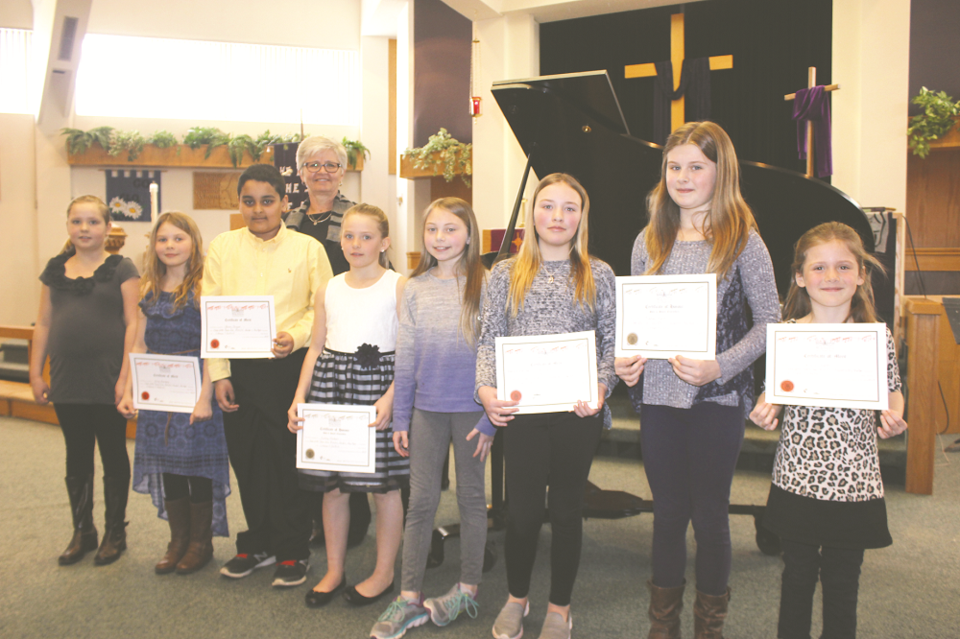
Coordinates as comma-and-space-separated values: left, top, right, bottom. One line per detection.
792, 85, 832, 178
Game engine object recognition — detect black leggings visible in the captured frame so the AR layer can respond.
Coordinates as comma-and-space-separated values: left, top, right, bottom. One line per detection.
55, 403, 130, 481
503, 411, 603, 607
640, 402, 744, 595
778, 539, 865, 639
162, 474, 213, 503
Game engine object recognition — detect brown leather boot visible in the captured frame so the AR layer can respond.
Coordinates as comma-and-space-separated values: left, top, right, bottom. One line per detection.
693, 587, 730, 639
59, 475, 98, 565
648, 580, 684, 639
94, 476, 129, 566
155, 497, 191, 574
176, 501, 213, 574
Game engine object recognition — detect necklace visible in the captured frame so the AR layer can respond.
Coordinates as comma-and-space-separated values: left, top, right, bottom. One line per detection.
306, 210, 333, 226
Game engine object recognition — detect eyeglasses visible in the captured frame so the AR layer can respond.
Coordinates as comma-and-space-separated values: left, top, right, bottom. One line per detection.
302, 161, 342, 173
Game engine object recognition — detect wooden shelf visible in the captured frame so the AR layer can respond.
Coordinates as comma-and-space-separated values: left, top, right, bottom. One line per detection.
399, 152, 467, 180
912, 115, 960, 151
68, 144, 364, 171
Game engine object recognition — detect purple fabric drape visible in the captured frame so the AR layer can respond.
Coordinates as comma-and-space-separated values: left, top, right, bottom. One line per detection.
792, 85, 832, 178
653, 57, 711, 145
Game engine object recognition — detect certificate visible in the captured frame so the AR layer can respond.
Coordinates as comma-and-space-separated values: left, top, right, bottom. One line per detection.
495, 331, 598, 414
200, 296, 276, 359
765, 323, 888, 410
615, 274, 717, 359
129, 353, 201, 414
296, 404, 377, 473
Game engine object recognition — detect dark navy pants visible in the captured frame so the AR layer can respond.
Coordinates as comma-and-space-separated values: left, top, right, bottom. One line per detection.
640, 402, 744, 595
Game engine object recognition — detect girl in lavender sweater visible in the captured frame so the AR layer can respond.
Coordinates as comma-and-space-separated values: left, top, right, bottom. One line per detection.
370, 198, 492, 639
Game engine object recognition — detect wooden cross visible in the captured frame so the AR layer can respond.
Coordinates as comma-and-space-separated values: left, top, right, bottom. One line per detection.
624, 12, 733, 133
784, 66, 840, 177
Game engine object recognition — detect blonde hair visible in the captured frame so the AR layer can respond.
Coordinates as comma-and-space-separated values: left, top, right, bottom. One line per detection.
140, 212, 205, 313
62, 195, 110, 254
412, 198, 485, 345
644, 121, 756, 280
343, 204, 390, 268
783, 222, 883, 324
507, 173, 596, 315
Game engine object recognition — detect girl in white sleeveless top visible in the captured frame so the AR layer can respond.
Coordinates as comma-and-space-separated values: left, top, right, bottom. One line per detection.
288, 204, 408, 609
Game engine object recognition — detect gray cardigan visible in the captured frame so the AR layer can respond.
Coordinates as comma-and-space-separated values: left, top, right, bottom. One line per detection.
629, 229, 781, 415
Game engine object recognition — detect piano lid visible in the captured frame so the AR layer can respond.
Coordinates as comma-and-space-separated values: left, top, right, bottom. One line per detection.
492, 71, 873, 297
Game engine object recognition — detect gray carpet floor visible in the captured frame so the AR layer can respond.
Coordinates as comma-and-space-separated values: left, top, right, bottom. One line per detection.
1, 415, 958, 638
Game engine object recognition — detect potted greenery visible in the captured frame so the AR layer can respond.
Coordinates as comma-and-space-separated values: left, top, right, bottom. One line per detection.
908, 87, 960, 158
342, 137, 370, 170
402, 128, 472, 187
62, 127, 369, 169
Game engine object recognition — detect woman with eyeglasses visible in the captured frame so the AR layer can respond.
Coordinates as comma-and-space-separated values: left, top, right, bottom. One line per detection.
285, 135, 372, 553
286, 136, 356, 276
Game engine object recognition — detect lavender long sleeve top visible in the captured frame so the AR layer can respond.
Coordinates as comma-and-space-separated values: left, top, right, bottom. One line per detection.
392, 270, 487, 434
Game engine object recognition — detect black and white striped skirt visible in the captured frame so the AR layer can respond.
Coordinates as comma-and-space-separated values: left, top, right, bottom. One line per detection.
298, 348, 409, 493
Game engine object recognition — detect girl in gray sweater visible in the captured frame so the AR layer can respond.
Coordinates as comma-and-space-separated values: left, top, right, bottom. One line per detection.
478, 174, 618, 639
616, 121, 780, 639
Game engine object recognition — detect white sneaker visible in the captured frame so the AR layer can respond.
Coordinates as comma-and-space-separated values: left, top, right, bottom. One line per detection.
492, 600, 529, 639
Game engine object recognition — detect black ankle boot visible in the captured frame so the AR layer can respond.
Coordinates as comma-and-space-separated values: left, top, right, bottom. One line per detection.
94, 476, 129, 566
59, 475, 98, 565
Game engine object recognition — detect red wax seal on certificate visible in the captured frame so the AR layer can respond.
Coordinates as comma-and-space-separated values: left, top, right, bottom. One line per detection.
210, 339, 220, 349
780, 380, 794, 392
510, 390, 522, 401
141, 391, 150, 400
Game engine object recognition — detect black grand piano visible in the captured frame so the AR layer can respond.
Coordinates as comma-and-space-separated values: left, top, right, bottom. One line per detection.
487, 70, 873, 287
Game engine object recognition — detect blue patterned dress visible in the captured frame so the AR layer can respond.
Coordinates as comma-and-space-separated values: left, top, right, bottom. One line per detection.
132, 291, 231, 537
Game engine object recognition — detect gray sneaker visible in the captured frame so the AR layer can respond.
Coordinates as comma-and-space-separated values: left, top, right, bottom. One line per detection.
537, 612, 572, 639
370, 596, 429, 639
424, 583, 479, 627
492, 600, 529, 639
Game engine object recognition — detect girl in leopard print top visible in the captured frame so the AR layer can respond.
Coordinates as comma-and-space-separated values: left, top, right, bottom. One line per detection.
750, 222, 908, 639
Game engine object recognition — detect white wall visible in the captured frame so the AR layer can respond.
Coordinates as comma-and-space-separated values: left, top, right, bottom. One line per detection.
86, 0, 360, 49
472, 12, 539, 236
832, 0, 911, 214
0, 114, 40, 325
0, 0, 32, 29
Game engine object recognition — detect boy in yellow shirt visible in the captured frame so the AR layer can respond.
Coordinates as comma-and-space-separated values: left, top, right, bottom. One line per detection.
204, 164, 332, 587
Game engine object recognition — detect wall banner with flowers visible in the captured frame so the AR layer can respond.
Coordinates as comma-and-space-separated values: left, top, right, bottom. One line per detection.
272, 143, 308, 211
106, 170, 159, 223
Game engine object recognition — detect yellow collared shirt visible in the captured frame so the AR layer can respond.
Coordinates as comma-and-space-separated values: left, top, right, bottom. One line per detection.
202, 223, 333, 381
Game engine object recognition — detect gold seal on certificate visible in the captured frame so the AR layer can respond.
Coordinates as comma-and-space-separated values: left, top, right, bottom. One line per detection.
200, 295, 277, 359
495, 331, 599, 414
129, 353, 202, 414
765, 323, 888, 410
614, 274, 717, 359
296, 404, 377, 473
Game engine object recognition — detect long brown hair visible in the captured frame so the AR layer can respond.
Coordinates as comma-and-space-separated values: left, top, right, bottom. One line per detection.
783, 222, 883, 323
343, 204, 391, 268
644, 121, 756, 280
61, 195, 110, 254
412, 198, 485, 345
140, 212, 205, 312
507, 173, 596, 315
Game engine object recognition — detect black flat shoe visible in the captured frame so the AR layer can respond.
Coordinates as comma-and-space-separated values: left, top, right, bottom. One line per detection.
342, 581, 395, 606
304, 577, 346, 608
